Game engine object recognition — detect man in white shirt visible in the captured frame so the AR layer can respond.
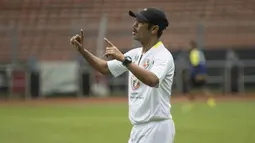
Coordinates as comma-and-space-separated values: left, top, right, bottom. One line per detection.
70, 7, 175, 143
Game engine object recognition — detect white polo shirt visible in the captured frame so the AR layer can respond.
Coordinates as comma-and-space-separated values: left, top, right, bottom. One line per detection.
107, 41, 175, 125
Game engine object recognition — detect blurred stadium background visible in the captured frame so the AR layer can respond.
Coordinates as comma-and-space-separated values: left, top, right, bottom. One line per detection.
0, 0, 254, 143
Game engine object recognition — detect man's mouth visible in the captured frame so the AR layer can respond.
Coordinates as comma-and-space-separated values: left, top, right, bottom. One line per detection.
132, 29, 137, 35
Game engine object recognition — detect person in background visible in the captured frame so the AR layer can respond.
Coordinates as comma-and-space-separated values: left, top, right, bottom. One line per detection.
183, 40, 215, 111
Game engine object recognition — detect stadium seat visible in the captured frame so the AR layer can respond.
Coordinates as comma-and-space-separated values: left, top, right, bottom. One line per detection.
0, 0, 254, 62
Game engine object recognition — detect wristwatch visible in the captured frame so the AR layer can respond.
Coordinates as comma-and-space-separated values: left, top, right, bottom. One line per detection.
122, 56, 132, 67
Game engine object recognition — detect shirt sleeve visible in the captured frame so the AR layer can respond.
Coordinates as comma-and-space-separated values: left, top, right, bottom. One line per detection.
149, 55, 173, 84
107, 49, 136, 77
107, 60, 127, 77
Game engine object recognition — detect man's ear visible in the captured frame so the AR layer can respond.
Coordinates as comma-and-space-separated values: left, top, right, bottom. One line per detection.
151, 25, 159, 35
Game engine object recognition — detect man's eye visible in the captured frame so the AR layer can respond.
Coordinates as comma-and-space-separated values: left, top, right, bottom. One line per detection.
138, 20, 145, 24
136, 19, 144, 24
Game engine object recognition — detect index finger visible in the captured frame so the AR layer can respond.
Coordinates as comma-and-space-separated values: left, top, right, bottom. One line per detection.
80, 29, 84, 41
104, 38, 114, 46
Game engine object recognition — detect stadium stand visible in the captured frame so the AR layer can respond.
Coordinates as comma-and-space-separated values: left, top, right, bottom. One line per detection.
0, 0, 254, 62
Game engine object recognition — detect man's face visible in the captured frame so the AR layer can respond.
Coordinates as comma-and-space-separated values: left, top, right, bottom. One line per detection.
132, 19, 153, 41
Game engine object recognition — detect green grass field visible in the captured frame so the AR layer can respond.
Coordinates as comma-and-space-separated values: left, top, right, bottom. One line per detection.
0, 100, 254, 143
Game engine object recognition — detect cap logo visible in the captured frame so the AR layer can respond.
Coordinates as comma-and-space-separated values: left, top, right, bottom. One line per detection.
143, 8, 147, 11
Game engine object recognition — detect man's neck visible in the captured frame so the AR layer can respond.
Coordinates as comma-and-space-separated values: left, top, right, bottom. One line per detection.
141, 38, 159, 54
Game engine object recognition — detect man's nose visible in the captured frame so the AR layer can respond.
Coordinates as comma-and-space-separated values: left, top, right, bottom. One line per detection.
133, 21, 138, 28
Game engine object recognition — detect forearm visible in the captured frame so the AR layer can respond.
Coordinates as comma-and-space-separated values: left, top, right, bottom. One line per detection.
79, 48, 109, 75
127, 63, 159, 87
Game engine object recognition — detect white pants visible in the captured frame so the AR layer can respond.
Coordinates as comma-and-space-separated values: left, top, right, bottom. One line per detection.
128, 119, 175, 143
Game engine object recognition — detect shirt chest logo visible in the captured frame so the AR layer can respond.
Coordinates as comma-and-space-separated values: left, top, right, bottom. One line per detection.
142, 58, 154, 69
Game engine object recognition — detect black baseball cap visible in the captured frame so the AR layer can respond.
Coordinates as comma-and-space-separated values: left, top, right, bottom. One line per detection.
129, 8, 169, 30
